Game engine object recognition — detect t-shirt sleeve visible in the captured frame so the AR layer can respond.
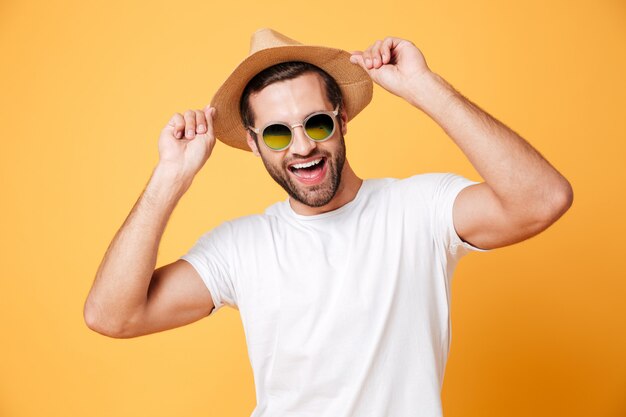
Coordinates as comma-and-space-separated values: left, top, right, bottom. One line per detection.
430, 173, 491, 261
179, 222, 238, 317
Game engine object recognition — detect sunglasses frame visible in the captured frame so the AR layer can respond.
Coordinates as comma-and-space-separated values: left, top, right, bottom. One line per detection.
248, 106, 340, 151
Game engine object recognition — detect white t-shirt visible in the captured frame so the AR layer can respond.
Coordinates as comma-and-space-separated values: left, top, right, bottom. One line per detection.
180, 172, 489, 417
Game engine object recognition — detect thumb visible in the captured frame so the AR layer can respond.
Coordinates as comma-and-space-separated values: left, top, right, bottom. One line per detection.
163, 113, 182, 139
201, 106, 217, 153
202, 106, 216, 138
166, 113, 178, 128
349, 53, 374, 77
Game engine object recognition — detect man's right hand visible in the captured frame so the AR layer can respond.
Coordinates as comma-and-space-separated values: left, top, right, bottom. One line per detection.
84, 105, 218, 338
157, 106, 217, 182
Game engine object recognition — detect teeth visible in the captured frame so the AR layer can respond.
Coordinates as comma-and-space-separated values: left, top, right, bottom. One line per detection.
292, 158, 322, 169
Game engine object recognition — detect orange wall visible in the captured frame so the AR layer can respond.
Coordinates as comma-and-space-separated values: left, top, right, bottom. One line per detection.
1, 1, 624, 416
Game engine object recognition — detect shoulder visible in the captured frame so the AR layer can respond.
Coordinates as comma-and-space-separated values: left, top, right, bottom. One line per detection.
395, 172, 459, 187
361, 173, 478, 215
194, 211, 276, 246
223, 212, 276, 235
368, 173, 463, 197
390, 173, 477, 196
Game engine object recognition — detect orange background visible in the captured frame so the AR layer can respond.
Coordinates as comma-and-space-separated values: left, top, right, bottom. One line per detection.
1, 0, 625, 416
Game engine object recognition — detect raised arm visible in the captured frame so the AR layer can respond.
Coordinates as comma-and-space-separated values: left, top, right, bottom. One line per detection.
84, 106, 217, 338
350, 38, 573, 250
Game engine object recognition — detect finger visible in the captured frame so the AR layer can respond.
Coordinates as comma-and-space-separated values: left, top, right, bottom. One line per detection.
168, 113, 185, 139
349, 51, 363, 64
381, 37, 395, 64
362, 45, 374, 69
183, 110, 196, 139
370, 40, 384, 68
349, 53, 373, 76
349, 50, 364, 64
203, 106, 215, 138
195, 109, 206, 134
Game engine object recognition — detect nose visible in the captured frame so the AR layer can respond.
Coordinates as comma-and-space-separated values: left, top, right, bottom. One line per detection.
289, 124, 316, 156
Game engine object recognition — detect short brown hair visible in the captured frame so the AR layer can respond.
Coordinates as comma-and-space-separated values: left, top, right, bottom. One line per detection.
239, 61, 344, 142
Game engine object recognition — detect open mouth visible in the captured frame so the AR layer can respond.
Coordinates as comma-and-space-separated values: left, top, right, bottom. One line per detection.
288, 157, 327, 182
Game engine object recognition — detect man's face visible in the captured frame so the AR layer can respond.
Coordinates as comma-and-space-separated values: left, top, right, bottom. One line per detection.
246, 72, 349, 208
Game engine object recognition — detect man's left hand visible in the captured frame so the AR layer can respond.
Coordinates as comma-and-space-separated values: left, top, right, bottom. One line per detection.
350, 37, 432, 102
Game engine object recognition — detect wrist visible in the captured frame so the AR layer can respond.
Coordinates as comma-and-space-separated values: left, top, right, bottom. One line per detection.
149, 163, 192, 202
405, 71, 458, 116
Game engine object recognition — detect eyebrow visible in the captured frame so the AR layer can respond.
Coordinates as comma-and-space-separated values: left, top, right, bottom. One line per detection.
261, 107, 335, 127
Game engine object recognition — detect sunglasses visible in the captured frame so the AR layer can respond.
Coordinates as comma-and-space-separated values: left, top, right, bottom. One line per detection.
248, 106, 339, 151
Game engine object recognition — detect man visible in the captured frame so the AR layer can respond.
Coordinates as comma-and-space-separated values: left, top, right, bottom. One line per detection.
84, 29, 573, 416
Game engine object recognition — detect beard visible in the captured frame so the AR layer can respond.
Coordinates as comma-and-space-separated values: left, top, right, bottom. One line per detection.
260, 133, 346, 208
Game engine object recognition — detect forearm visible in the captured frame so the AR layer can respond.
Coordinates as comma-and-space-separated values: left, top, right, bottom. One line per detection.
407, 72, 572, 216
84, 163, 190, 335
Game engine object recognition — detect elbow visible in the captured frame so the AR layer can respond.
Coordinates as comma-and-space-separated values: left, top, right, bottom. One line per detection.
83, 299, 136, 339
548, 177, 574, 220
535, 177, 574, 226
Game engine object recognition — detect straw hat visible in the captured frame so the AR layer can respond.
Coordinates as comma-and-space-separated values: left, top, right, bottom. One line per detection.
210, 28, 373, 151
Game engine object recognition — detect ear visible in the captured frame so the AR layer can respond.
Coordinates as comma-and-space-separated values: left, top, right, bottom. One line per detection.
246, 131, 261, 157
340, 107, 348, 136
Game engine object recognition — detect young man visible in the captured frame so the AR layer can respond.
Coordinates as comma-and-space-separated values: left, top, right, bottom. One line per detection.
84, 29, 573, 417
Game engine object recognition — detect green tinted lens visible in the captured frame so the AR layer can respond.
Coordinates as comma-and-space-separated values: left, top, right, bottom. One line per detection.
305, 113, 334, 141
263, 123, 292, 150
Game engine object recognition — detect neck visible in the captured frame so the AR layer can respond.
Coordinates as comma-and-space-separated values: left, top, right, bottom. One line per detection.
289, 160, 362, 216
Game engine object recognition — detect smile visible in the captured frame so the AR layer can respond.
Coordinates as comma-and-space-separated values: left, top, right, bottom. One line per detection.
290, 157, 323, 170
288, 157, 327, 184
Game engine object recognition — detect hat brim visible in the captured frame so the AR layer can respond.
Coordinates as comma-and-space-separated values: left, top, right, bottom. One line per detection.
210, 45, 373, 151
